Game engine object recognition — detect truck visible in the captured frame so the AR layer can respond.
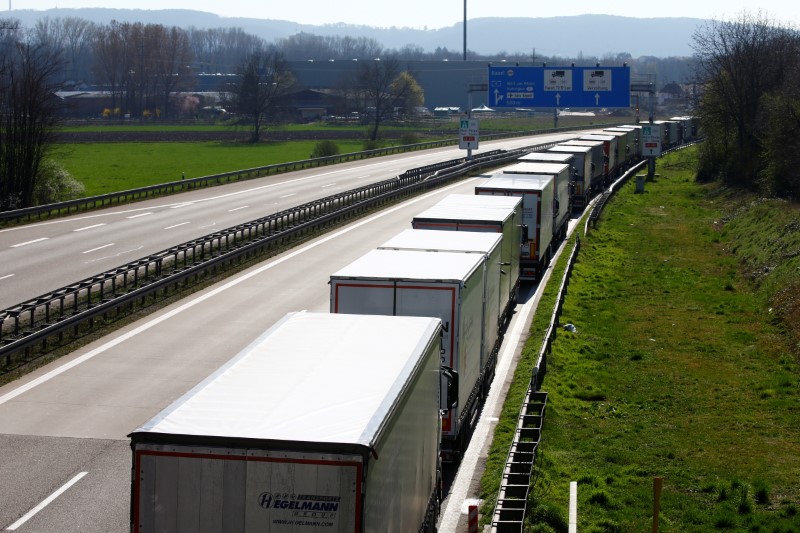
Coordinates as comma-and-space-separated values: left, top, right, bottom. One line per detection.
546, 144, 596, 208
330, 249, 486, 460
600, 129, 632, 171
474, 172, 562, 280
378, 228, 504, 397
578, 134, 618, 180
129, 311, 448, 533
606, 125, 641, 160
411, 194, 522, 327
560, 139, 607, 192
501, 162, 572, 228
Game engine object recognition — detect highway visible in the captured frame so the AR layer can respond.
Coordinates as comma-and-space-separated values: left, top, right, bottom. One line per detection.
0, 132, 575, 532
0, 135, 573, 309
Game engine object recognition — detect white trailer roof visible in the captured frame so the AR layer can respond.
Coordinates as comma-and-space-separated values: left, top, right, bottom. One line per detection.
131, 312, 441, 447
580, 134, 615, 141
549, 145, 592, 154
502, 162, 569, 175
519, 152, 573, 163
331, 249, 484, 282
414, 204, 515, 225
476, 174, 553, 192
562, 140, 604, 147
379, 229, 501, 254
434, 193, 522, 211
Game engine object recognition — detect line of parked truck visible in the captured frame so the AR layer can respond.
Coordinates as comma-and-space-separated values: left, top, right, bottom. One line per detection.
127, 120, 697, 532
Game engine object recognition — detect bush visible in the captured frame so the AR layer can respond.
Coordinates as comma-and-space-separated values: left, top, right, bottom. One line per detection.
400, 132, 421, 145
362, 139, 380, 151
34, 160, 85, 205
310, 140, 340, 158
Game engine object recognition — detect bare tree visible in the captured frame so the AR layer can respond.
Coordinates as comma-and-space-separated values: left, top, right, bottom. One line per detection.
149, 25, 193, 119
232, 49, 294, 142
692, 11, 799, 187
0, 36, 64, 209
92, 21, 129, 114
356, 57, 423, 140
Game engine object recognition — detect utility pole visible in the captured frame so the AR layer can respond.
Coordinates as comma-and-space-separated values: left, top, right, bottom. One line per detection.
463, 0, 467, 60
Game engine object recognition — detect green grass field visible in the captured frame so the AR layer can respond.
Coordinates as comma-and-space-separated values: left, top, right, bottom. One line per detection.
480, 148, 800, 531
50, 140, 370, 196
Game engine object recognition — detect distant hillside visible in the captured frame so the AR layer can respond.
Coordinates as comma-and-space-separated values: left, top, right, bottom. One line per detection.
8, 9, 702, 58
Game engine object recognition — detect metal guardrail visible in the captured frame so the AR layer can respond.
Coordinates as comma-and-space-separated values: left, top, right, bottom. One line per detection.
490, 235, 580, 533
491, 140, 701, 530
0, 143, 552, 370
0, 122, 626, 226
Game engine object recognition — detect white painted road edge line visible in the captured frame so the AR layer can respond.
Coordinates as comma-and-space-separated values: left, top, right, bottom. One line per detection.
439, 216, 580, 531
0, 178, 474, 406
0, 274, 14, 281
6, 472, 88, 531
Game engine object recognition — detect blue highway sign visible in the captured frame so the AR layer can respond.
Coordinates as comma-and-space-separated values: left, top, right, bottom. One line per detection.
488, 66, 631, 108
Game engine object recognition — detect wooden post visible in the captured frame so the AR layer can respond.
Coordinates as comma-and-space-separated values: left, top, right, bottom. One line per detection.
653, 476, 663, 533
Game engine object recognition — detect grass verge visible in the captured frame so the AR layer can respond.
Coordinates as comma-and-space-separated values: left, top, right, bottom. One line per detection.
481, 147, 800, 531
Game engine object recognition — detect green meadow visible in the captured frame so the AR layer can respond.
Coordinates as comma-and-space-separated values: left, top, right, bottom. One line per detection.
50, 140, 368, 196
481, 148, 800, 531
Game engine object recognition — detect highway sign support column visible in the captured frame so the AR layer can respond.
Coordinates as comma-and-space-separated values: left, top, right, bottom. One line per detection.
641, 122, 662, 179
464, 83, 488, 160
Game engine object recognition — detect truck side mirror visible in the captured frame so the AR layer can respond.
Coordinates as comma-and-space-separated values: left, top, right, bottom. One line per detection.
441, 366, 458, 409
519, 225, 528, 244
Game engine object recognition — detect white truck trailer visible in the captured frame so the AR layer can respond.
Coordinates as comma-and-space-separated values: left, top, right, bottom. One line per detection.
411, 194, 522, 327
378, 229, 503, 398
330, 249, 486, 460
474, 173, 559, 280
560, 139, 607, 193
501, 162, 572, 236
547, 144, 596, 208
129, 312, 447, 533
579, 133, 619, 180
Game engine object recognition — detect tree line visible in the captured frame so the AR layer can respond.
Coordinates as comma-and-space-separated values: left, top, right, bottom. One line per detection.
693, 12, 800, 199
0, 17, 429, 209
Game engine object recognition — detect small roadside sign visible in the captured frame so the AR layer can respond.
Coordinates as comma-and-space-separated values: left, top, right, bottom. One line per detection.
641, 124, 662, 157
459, 119, 479, 150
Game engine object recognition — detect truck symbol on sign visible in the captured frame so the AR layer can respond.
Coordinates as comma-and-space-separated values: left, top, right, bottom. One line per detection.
551, 70, 566, 78
591, 71, 605, 78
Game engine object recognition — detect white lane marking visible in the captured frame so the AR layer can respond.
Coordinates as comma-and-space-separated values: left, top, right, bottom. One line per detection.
82, 243, 115, 254
164, 222, 190, 230
0, 178, 475, 406
357, 175, 372, 179
0, 274, 14, 281
321, 183, 337, 188
73, 224, 106, 232
198, 222, 217, 229
83, 245, 145, 265
6, 472, 88, 531
170, 203, 193, 209
279, 193, 296, 199
11, 238, 49, 248
228, 206, 248, 212
126, 212, 153, 219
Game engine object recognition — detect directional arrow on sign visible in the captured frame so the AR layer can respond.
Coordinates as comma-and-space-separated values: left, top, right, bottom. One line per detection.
595, 93, 600, 105
556, 93, 561, 106
493, 89, 504, 106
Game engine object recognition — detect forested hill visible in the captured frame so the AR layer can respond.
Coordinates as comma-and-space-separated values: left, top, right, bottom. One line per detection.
9, 8, 703, 58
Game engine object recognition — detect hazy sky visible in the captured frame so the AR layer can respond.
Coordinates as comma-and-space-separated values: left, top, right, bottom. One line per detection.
8, 1, 800, 29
